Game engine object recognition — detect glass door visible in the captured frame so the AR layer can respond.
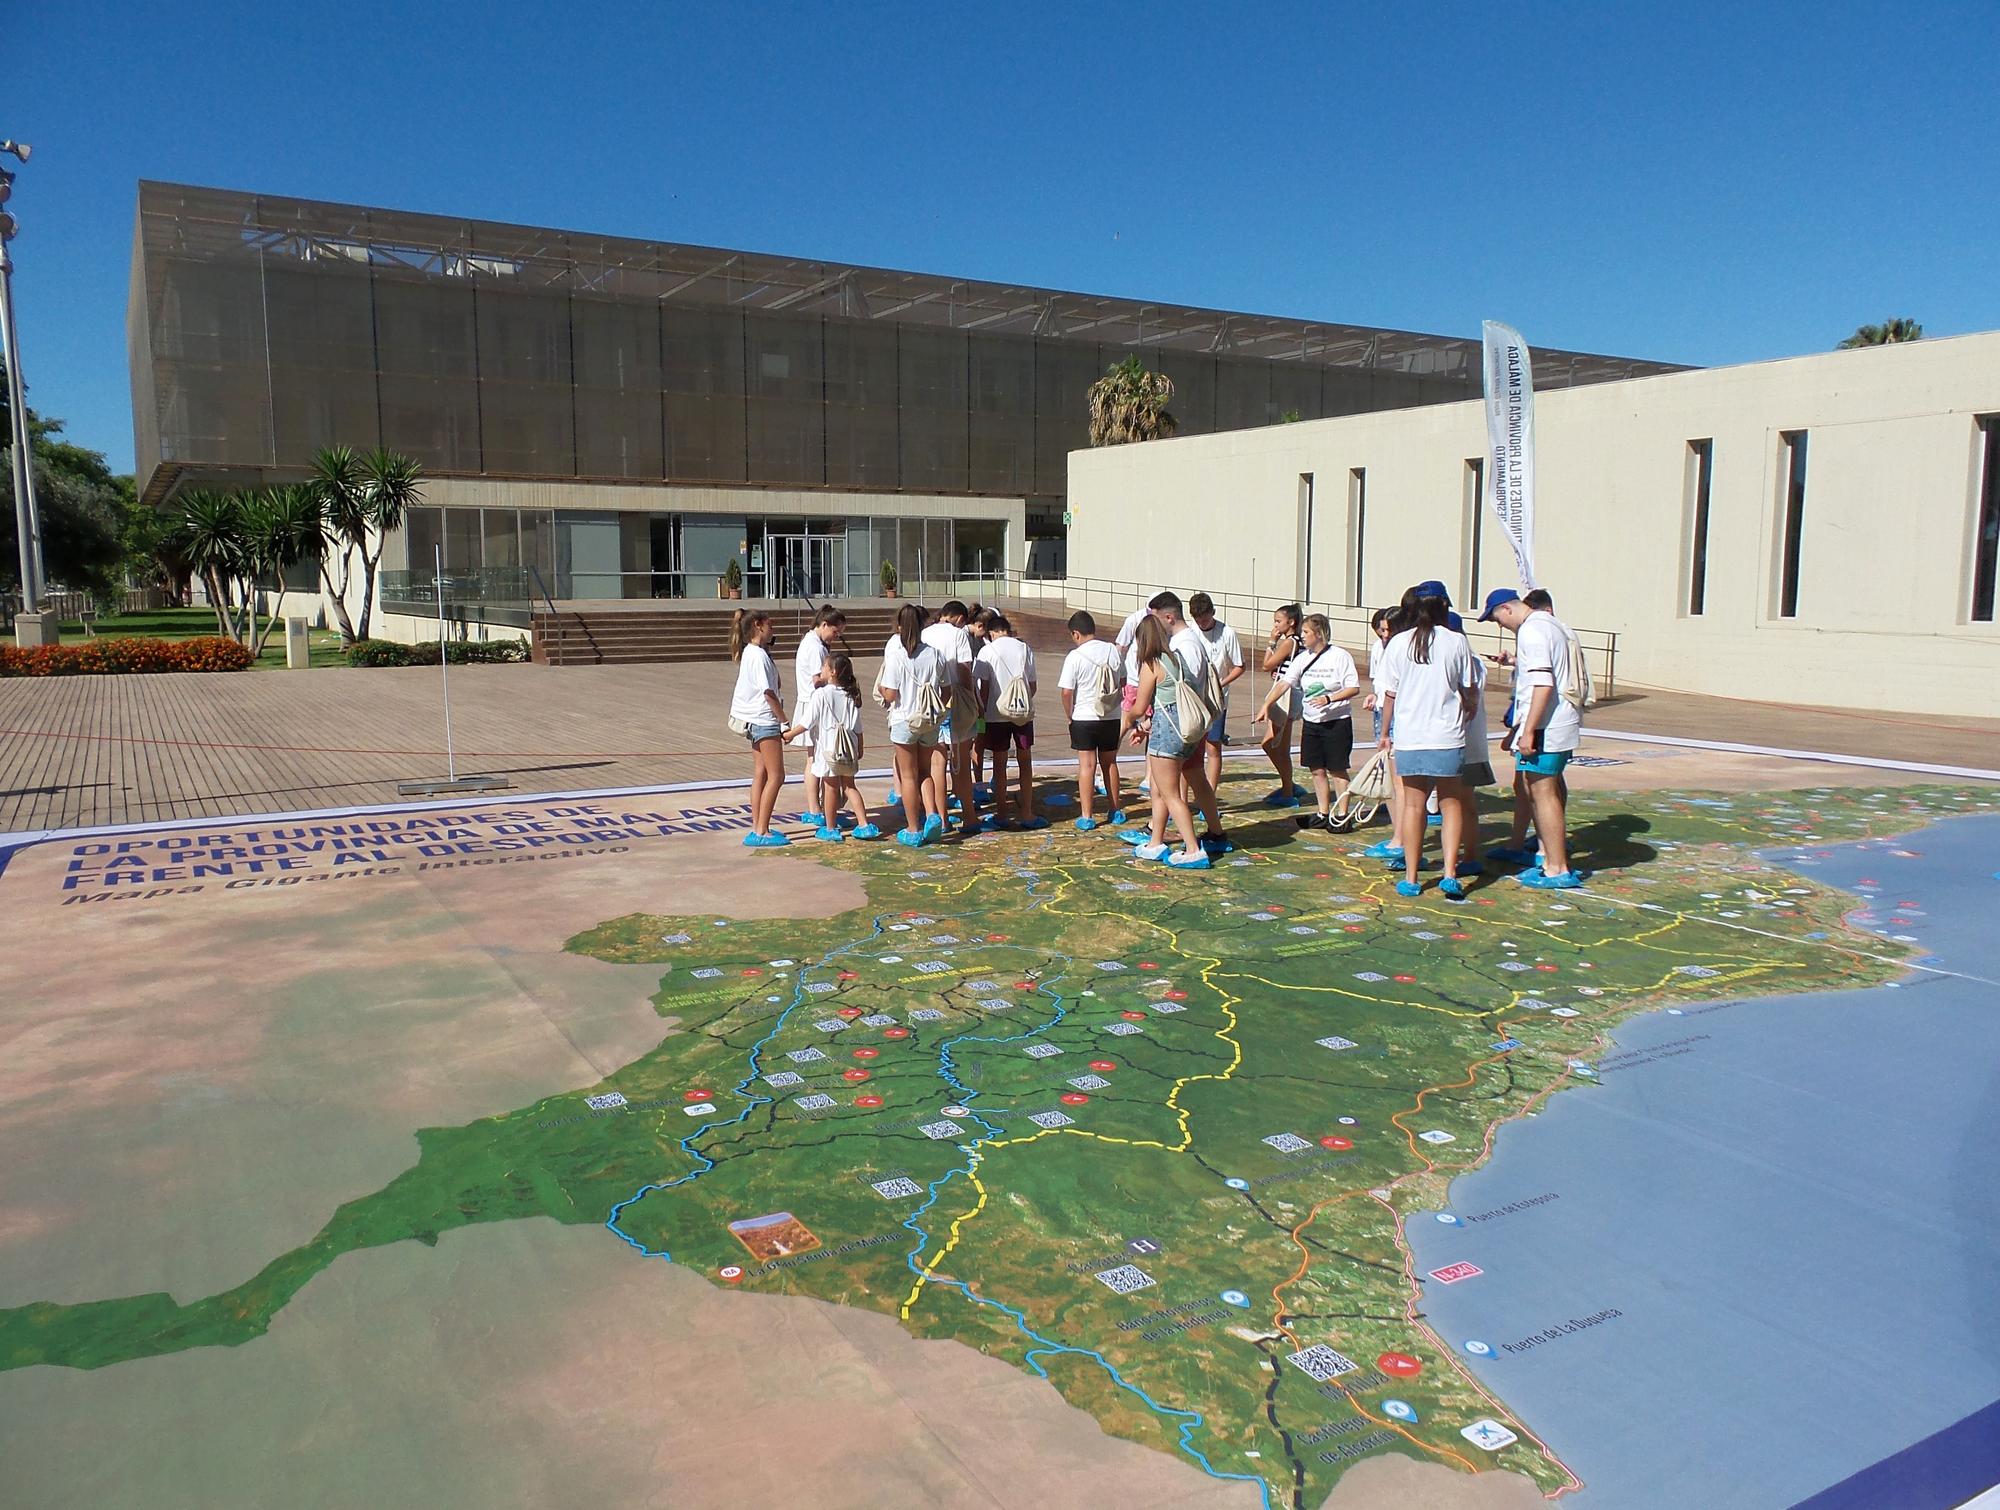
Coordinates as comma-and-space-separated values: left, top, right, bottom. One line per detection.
769, 535, 835, 600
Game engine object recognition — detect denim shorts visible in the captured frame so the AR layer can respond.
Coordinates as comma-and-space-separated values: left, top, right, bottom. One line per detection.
743, 721, 783, 744
1394, 746, 1464, 779
1146, 713, 1190, 761
890, 718, 940, 749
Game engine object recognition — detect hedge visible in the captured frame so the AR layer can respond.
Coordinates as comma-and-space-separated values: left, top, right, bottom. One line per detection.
0, 637, 256, 677
345, 639, 529, 668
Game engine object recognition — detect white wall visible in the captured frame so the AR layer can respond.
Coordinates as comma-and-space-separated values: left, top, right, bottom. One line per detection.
1069, 332, 2000, 716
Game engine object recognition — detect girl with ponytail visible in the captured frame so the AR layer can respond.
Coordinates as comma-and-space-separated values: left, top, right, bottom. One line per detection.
727, 609, 789, 847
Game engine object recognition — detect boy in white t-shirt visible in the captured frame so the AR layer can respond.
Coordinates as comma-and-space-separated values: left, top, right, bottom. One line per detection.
1480, 587, 1583, 888
1056, 610, 1127, 831
1254, 612, 1359, 831
974, 615, 1042, 829
921, 601, 980, 831
1148, 591, 1228, 849
1188, 592, 1246, 797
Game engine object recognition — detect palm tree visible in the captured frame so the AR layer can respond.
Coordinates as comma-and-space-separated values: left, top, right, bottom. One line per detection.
306, 445, 367, 644
354, 448, 423, 642
1087, 356, 1178, 447
244, 484, 324, 656
1838, 318, 1924, 349
173, 490, 251, 641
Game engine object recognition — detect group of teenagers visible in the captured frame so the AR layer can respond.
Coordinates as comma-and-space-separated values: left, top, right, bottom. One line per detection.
725, 576, 1588, 895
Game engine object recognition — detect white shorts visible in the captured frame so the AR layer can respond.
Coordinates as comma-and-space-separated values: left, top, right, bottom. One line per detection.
810, 754, 857, 781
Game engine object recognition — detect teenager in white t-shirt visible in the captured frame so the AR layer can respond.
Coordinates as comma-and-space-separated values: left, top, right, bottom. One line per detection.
1057, 609, 1127, 831
876, 604, 949, 847
1114, 599, 1159, 711
922, 600, 979, 830
974, 616, 1041, 829
1147, 591, 1228, 849
791, 605, 842, 825
1188, 592, 1246, 798
781, 653, 875, 841
1375, 597, 1477, 897
727, 610, 790, 848
1258, 604, 1307, 808
1480, 587, 1583, 888
1254, 613, 1359, 831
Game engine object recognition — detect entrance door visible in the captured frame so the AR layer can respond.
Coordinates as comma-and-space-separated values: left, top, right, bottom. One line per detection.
769, 535, 834, 600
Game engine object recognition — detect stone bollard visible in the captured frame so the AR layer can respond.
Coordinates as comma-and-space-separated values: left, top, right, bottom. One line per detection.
284, 617, 312, 669
13, 612, 60, 648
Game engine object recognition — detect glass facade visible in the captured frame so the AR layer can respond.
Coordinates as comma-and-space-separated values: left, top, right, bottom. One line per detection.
130, 183, 1683, 516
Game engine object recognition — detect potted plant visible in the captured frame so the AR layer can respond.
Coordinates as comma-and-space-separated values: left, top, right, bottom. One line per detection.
880, 559, 899, 599
721, 558, 743, 600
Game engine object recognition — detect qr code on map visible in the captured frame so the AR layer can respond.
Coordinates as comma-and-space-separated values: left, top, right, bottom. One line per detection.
787, 1047, 827, 1064
691, 968, 723, 979
1262, 1133, 1311, 1153
585, 1092, 627, 1110
1068, 1074, 1110, 1090
1024, 1043, 1061, 1058
1286, 1345, 1359, 1382
1093, 1265, 1157, 1295
1028, 1110, 1074, 1129
1103, 1022, 1141, 1036
804, 982, 835, 994
909, 1009, 945, 1022
659, 932, 691, 944
763, 1071, 803, 1088
1316, 1036, 1358, 1051
1096, 961, 1128, 972
794, 1094, 837, 1112
920, 1121, 965, 1140
860, 1013, 896, 1026
1152, 1001, 1186, 1013
915, 961, 950, 974
814, 1019, 849, 1033
977, 997, 1012, 1010
871, 1178, 923, 1199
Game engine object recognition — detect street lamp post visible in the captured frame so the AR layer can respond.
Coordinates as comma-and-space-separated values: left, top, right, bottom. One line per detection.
1, 138, 47, 618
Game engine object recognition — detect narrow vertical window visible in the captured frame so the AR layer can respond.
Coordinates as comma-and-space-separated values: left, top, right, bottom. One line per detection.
1778, 431, 1808, 619
1973, 418, 2000, 623
1297, 473, 1315, 602
1685, 439, 1713, 616
1347, 467, 1367, 606
1463, 458, 1485, 603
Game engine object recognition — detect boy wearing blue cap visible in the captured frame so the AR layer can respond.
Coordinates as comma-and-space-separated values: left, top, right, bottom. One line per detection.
1479, 587, 1583, 888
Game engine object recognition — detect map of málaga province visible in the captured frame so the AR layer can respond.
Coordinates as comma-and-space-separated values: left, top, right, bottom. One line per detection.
2, 773, 1996, 1509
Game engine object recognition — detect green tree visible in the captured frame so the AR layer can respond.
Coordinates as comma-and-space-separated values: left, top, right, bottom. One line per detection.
244, 485, 324, 655
172, 490, 253, 641
308, 444, 424, 643
1086, 356, 1178, 447
1838, 318, 1924, 348
0, 358, 129, 607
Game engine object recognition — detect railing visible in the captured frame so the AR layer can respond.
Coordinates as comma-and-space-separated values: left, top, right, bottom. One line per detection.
379, 567, 535, 628
991, 568, 1619, 700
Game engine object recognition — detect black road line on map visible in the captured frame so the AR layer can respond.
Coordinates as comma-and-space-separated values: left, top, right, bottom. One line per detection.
1252, 1340, 1309, 1507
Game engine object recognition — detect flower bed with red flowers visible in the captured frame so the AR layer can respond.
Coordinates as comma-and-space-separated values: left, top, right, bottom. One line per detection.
0, 637, 257, 676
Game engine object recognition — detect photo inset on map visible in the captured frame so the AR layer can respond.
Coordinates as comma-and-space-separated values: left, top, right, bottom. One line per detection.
726, 1213, 822, 1262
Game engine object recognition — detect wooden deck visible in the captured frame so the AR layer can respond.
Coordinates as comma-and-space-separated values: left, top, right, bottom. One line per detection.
2, 662, 1995, 835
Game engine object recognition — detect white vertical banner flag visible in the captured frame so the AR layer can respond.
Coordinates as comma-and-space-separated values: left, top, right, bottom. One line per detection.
1481, 320, 1537, 588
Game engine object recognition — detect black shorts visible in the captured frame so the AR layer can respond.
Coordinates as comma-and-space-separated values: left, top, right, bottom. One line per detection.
1069, 718, 1120, 753
1299, 718, 1355, 772
981, 719, 1033, 754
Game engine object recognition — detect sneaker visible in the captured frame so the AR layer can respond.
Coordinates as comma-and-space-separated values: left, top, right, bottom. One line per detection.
1361, 840, 1402, 860
743, 831, 791, 849
1485, 845, 1537, 867
814, 825, 845, 842
1327, 809, 1356, 833
851, 824, 884, 841
1133, 841, 1171, 862
1394, 878, 1423, 897
1075, 817, 1100, 832
1165, 850, 1212, 870
1439, 876, 1466, 900
896, 829, 923, 848
1295, 812, 1327, 831
1522, 869, 1583, 890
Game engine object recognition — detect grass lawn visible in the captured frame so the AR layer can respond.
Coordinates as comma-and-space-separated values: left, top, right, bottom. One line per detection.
59, 607, 350, 669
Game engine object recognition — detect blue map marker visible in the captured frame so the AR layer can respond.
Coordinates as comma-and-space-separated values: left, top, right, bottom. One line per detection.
1224, 1177, 1249, 1190
1383, 1399, 1419, 1423
1434, 1212, 1462, 1225
1464, 1339, 1495, 1357
1220, 1289, 1250, 1308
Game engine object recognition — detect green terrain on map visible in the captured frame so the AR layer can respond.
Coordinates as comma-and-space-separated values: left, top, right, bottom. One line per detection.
4, 779, 1990, 1506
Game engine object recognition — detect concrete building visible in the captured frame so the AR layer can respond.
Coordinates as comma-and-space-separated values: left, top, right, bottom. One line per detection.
127, 182, 1670, 639
1066, 331, 2000, 717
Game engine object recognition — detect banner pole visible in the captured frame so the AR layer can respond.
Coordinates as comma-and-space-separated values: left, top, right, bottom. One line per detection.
435, 545, 456, 783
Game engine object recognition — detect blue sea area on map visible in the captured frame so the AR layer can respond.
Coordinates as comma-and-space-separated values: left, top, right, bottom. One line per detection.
1406, 813, 2000, 1510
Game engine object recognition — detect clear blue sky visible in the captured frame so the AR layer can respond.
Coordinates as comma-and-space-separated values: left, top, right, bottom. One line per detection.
11, 0, 1995, 475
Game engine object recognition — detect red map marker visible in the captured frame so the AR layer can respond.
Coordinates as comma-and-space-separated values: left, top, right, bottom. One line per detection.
1014, 981, 1035, 990
855, 1094, 884, 1108
838, 970, 859, 980
1090, 1059, 1118, 1072
1319, 1135, 1353, 1150
1450, 932, 1470, 940
1165, 990, 1188, 1001
1345, 925, 1364, 933
742, 968, 763, 977
1378, 1351, 1422, 1377
986, 933, 1009, 942
1060, 1093, 1090, 1105
837, 1007, 865, 1020
852, 1047, 880, 1060
684, 1089, 715, 1102
1536, 964, 1558, 972
843, 1068, 871, 1082
883, 1027, 911, 1039
1121, 1010, 1147, 1021
1138, 961, 1158, 970
1394, 974, 1416, 983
